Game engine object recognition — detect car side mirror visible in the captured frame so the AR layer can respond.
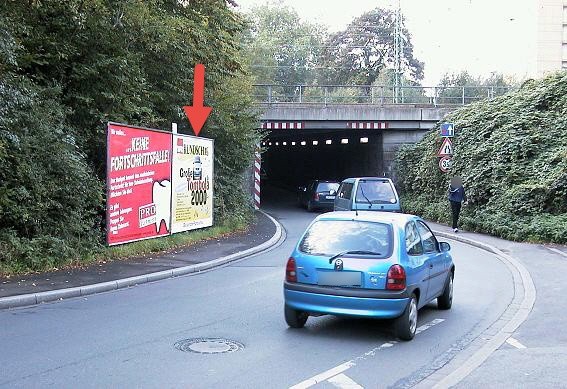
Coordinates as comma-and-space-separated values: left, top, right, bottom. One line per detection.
330, 189, 336, 195
439, 242, 451, 252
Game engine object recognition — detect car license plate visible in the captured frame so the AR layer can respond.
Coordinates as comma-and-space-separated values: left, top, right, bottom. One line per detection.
326, 195, 336, 200
317, 271, 361, 287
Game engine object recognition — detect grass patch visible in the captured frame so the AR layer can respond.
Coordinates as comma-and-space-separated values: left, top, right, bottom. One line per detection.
0, 217, 250, 277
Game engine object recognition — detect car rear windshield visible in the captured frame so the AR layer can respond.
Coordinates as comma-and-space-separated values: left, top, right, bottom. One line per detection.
316, 182, 339, 192
355, 180, 396, 204
299, 220, 392, 257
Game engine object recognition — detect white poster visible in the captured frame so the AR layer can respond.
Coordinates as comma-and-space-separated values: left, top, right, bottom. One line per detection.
171, 134, 214, 233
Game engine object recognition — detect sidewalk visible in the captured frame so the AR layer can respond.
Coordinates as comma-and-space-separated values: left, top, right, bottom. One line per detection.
0, 210, 280, 305
421, 221, 567, 388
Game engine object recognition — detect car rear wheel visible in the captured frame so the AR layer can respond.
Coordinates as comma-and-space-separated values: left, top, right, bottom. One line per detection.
394, 294, 417, 341
285, 305, 308, 328
437, 274, 453, 310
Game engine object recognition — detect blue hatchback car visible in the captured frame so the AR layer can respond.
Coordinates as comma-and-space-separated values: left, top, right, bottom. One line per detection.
334, 177, 401, 212
283, 211, 454, 340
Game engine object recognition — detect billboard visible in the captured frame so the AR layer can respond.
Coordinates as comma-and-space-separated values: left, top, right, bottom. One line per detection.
171, 135, 214, 233
106, 123, 215, 246
106, 123, 173, 245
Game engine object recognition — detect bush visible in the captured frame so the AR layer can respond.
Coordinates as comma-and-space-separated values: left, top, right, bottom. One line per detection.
395, 71, 567, 244
0, 2, 260, 273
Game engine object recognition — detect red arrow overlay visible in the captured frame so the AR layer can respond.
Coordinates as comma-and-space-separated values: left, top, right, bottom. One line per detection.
183, 64, 212, 137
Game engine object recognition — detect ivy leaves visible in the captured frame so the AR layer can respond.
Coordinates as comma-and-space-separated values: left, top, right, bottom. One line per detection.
395, 71, 567, 243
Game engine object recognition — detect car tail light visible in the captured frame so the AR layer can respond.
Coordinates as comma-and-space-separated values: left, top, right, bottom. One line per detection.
313, 193, 320, 201
386, 264, 406, 290
286, 257, 297, 283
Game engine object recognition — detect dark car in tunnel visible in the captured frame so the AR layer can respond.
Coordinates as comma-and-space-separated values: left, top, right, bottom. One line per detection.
298, 180, 340, 212
334, 177, 401, 212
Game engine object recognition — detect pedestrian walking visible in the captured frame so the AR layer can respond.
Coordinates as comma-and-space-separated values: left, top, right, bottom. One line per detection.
448, 176, 467, 233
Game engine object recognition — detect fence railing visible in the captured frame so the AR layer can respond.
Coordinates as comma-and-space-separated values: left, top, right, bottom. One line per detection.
252, 84, 511, 106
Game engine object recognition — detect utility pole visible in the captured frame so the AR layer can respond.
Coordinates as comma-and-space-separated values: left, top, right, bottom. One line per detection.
393, 0, 403, 104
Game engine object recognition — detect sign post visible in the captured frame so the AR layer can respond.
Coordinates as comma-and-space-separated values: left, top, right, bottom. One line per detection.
439, 156, 452, 173
438, 122, 455, 173
437, 138, 453, 156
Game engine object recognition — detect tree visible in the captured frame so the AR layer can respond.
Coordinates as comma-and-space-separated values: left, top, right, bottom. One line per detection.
320, 8, 424, 86
0, 15, 102, 269
243, 3, 326, 101
436, 71, 515, 105
0, 0, 261, 271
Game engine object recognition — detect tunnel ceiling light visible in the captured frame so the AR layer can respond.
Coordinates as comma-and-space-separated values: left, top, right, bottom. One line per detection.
291, 141, 296, 146
261, 142, 266, 146
300, 141, 306, 146
275, 142, 279, 146
283, 141, 287, 146
326, 139, 332, 145
360, 137, 369, 143
268, 142, 272, 146
341, 138, 349, 144
313, 140, 319, 145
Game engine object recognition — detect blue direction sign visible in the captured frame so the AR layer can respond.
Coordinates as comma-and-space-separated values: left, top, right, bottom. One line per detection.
440, 123, 455, 137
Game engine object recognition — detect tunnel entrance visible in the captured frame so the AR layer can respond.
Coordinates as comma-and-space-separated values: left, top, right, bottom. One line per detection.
261, 129, 384, 197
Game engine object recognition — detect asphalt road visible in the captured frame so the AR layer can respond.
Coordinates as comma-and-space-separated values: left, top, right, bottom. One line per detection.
0, 190, 515, 389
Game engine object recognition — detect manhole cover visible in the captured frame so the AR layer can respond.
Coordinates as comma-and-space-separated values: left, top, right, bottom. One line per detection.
174, 338, 244, 354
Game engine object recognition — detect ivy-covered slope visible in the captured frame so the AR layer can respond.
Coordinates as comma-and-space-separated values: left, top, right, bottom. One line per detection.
395, 72, 567, 243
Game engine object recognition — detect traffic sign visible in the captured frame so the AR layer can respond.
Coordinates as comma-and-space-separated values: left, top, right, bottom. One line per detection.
440, 123, 455, 137
439, 156, 451, 172
437, 138, 453, 156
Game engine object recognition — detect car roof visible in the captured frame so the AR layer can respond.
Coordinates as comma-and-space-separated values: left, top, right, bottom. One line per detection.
341, 177, 393, 183
314, 211, 416, 227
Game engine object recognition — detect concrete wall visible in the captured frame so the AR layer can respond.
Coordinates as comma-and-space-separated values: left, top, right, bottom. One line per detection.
382, 130, 429, 178
261, 104, 453, 122
259, 104, 444, 187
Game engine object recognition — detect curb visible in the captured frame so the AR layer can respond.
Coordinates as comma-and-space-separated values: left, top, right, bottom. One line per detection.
413, 231, 536, 389
0, 211, 283, 310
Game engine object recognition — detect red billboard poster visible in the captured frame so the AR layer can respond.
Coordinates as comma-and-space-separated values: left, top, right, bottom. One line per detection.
106, 123, 172, 246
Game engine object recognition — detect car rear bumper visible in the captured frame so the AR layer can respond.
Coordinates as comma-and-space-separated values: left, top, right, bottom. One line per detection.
284, 282, 408, 319
312, 200, 335, 208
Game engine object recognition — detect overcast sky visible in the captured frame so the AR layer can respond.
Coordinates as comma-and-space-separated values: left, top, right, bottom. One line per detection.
236, 0, 538, 85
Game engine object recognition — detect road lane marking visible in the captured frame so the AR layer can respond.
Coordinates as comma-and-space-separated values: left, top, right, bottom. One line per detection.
289, 318, 445, 389
547, 247, 567, 258
416, 318, 445, 334
289, 362, 355, 389
328, 373, 364, 389
506, 337, 527, 349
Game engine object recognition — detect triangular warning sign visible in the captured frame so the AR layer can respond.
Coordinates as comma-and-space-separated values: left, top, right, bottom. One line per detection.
438, 138, 453, 156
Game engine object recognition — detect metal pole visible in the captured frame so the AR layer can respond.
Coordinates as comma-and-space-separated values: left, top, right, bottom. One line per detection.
461, 86, 465, 105
371, 87, 374, 104
299, 85, 303, 103
268, 85, 272, 105
433, 87, 437, 107
324, 86, 328, 106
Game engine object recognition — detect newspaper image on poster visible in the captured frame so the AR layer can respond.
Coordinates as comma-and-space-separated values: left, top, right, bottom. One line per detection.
171, 134, 214, 233
106, 123, 172, 245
